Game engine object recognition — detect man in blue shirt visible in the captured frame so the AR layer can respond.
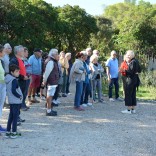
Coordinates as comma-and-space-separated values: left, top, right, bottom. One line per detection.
106, 50, 119, 102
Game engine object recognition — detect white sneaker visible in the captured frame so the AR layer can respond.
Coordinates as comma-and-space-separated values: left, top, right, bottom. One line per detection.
56, 99, 61, 104
40, 96, 46, 100
131, 109, 136, 114
67, 92, 72, 95
87, 103, 93, 106
109, 98, 115, 102
82, 104, 88, 107
121, 110, 132, 114
116, 97, 123, 101
52, 100, 58, 104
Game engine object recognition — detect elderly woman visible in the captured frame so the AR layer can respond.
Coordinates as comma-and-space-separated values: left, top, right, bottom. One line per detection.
70, 52, 86, 111
90, 54, 104, 103
59, 51, 69, 97
121, 50, 141, 114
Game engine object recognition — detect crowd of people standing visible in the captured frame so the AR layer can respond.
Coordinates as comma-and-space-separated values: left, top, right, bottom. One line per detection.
0, 43, 141, 138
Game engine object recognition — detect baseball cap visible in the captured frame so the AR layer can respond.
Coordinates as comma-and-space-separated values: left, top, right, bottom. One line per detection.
34, 48, 42, 53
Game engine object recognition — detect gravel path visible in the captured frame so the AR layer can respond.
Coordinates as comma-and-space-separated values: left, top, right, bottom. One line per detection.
0, 84, 156, 156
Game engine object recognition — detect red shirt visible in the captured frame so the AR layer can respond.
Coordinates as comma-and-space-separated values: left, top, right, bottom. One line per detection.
119, 61, 128, 76
17, 58, 26, 76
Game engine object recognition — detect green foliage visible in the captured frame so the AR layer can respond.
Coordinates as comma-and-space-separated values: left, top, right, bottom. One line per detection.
0, 0, 97, 53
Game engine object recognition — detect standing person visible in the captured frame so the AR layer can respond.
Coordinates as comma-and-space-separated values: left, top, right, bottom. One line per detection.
2, 43, 12, 74
70, 52, 86, 111
43, 49, 59, 116
23, 47, 31, 108
27, 48, 42, 104
0, 45, 7, 133
5, 64, 23, 138
90, 55, 104, 103
59, 51, 69, 97
121, 50, 141, 114
80, 51, 92, 107
65, 52, 72, 95
106, 50, 120, 102
93, 49, 100, 57
10, 45, 27, 123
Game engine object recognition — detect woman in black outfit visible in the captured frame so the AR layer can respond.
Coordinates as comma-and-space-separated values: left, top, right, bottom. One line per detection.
121, 50, 141, 114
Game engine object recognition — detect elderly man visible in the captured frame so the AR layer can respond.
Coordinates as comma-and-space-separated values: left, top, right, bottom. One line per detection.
85, 48, 92, 65
43, 49, 59, 116
27, 48, 42, 104
93, 49, 100, 57
2, 43, 12, 75
10, 45, 28, 122
106, 50, 120, 102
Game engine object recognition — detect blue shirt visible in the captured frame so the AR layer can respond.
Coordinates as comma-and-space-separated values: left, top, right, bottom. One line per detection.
106, 58, 118, 78
28, 55, 42, 75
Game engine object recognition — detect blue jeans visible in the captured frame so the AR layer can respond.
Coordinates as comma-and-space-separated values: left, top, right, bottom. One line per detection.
92, 79, 102, 101
108, 78, 119, 99
74, 81, 83, 107
81, 83, 90, 104
7, 104, 21, 132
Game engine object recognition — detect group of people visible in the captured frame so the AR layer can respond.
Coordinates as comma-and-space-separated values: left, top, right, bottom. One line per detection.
0, 43, 141, 138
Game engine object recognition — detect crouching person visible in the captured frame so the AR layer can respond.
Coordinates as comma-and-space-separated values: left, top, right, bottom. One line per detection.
5, 65, 23, 138
43, 49, 59, 116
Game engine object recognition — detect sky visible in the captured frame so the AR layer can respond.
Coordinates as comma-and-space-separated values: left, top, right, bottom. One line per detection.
44, 0, 155, 16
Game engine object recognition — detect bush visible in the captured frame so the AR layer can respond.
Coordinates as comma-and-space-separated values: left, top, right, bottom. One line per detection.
139, 70, 156, 87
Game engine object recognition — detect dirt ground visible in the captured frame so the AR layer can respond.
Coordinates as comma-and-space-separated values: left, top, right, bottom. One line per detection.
0, 84, 156, 156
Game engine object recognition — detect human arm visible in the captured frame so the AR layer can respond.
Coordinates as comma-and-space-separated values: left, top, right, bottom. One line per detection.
11, 79, 22, 99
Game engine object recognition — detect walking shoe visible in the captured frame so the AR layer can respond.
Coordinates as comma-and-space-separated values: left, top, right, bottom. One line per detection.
56, 99, 61, 104
98, 99, 105, 103
5, 132, 11, 138
62, 93, 67, 97
18, 118, 25, 123
116, 97, 123, 101
40, 96, 46, 101
121, 109, 132, 114
10, 132, 21, 139
67, 92, 72, 95
46, 110, 57, 116
109, 98, 115, 102
0, 125, 6, 133
82, 104, 88, 107
87, 103, 93, 106
21, 107, 28, 111
52, 102, 59, 107
17, 122, 21, 126
131, 109, 136, 114
26, 106, 30, 109
74, 106, 85, 111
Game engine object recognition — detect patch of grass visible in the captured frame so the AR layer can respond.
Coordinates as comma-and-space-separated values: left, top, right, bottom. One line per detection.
102, 82, 156, 100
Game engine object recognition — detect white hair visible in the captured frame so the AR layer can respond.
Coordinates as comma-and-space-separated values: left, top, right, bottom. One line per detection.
93, 49, 99, 55
126, 50, 135, 58
4, 43, 12, 49
80, 50, 87, 56
111, 50, 116, 55
86, 48, 92, 55
65, 52, 71, 58
14, 45, 24, 55
90, 54, 98, 63
48, 48, 58, 57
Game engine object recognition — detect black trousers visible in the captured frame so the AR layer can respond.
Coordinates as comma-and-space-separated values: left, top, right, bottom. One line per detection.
7, 104, 21, 132
123, 77, 137, 106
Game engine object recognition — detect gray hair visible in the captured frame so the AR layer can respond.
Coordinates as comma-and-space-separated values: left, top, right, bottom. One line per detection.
86, 47, 92, 52
48, 49, 58, 57
90, 54, 98, 63
14, 45, 24, 55
4, 43, 12, 49
126, 50, 135, 58
65, 52, 71, 58
93, 49, 99, 55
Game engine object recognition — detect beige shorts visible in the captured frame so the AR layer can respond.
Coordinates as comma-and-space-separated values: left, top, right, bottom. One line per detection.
47, 85, 57, 96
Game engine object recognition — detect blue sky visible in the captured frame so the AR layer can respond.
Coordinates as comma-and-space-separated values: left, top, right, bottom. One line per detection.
44, 0, 155, 15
